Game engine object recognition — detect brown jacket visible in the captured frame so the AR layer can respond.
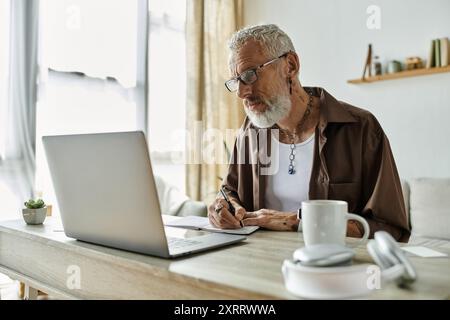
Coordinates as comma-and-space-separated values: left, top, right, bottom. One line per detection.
222, 87, 410, 242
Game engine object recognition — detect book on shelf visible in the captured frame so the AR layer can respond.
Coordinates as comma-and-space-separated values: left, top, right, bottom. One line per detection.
426, 39, 435, 68
440, 37, 449, 67
434, 39, 441, 67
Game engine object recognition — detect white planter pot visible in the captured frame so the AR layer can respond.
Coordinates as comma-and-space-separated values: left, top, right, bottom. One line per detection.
22, 207, 47, 225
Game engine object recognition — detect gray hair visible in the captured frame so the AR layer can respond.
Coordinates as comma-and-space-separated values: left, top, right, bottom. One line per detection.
228, 24, 295, 64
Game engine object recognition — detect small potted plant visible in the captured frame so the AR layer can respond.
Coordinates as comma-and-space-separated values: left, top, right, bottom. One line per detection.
23, 198, 47, 225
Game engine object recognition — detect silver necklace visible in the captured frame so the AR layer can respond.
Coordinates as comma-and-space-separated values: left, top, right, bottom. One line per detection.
279, 90, 314, 175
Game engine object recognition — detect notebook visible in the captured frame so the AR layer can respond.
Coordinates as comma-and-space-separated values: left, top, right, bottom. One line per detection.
164, 216, 259, 235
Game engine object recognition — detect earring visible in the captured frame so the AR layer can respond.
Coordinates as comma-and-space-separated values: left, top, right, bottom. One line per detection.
288, 78, 292, 95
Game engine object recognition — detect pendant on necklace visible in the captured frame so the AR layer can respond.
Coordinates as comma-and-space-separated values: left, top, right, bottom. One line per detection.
288, 165, 295, 175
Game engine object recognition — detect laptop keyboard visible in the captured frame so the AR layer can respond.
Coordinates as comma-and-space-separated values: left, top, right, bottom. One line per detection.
167, 237, 202, 249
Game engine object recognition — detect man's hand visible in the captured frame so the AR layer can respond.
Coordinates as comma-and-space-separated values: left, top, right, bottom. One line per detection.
208, 199, 246, 229
243, 209, 299, 231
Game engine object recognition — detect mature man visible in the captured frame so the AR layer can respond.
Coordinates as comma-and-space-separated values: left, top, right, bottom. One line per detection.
208, 24, 410, 242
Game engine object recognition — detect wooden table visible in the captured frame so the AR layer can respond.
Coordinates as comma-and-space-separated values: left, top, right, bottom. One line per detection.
0, 217, 449, 299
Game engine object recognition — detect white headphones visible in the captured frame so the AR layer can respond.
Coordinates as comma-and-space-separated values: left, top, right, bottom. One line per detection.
367, 231, 417, 284
282, 231, 417, 299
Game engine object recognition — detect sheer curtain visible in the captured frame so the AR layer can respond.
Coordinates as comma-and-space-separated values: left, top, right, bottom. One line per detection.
0, 0, 10, 158
2, 0, 40, 212
185, 0, 244, 202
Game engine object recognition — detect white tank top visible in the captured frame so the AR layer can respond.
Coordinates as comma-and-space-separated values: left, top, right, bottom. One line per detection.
265, 134, 315, 212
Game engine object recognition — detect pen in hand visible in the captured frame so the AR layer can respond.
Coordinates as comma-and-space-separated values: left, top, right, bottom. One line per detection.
220, 187, 244, 228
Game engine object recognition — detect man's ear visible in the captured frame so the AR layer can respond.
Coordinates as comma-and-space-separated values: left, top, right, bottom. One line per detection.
285, 52, 300, 78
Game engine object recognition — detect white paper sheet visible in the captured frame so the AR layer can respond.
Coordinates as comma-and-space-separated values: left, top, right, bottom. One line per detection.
401, 246, 448, 258
164, 216, 259, 235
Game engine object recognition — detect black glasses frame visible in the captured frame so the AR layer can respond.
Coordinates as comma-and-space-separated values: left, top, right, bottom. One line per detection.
224, 52, 290, 92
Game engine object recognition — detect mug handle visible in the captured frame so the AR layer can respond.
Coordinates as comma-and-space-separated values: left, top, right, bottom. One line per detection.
345, 213, 370, 248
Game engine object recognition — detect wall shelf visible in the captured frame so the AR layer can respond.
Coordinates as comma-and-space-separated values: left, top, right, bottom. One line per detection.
347, 65, 450, 84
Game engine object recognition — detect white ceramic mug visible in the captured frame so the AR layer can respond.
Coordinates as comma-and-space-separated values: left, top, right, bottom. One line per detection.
301, 200, 370, 248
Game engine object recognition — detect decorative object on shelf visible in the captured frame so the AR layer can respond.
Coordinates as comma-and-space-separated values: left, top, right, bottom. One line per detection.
361, 43, 373, 80
405, 57, 423, 70
426, 37, 449, 68
22, 198, 47, 225
372, 55, 382, 75
387, 60, 402, 74
46, 204, 53, 216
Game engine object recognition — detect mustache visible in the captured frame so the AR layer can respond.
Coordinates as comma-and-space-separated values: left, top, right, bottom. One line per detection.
245, 96, 266, 105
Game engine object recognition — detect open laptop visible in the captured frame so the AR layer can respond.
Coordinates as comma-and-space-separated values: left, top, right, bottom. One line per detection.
42, 131, 246, 258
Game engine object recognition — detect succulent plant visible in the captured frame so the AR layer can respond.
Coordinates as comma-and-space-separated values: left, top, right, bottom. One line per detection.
24, 198, 46, 209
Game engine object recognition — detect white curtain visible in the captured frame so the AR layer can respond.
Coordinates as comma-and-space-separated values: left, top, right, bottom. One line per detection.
3, 0, 40, 202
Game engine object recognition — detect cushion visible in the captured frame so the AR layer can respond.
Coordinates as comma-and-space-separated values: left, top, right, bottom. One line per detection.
177, 200, 208, 217
400, 179, 410, 228
409, 178, 450, 240
153, 174, 207, 217
154, 175, 189, 215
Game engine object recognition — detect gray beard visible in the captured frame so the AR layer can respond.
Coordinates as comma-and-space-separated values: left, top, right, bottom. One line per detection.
245, 95, 292, 128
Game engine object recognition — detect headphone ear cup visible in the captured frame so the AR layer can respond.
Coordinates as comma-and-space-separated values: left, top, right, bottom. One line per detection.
367, 239, 393, 269
375, 232, 402, 266
392, 249, 417, 283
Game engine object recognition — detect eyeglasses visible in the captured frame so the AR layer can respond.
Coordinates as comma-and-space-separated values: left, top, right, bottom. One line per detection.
225, 52, 290, 92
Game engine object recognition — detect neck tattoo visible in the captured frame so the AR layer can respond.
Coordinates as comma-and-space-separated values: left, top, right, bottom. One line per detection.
278, 89, 314, 175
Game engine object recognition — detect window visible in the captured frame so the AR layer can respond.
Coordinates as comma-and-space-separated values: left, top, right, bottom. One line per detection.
36, 0, 146, 216
147, 0, 186, 194
35, 0, 187, 216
